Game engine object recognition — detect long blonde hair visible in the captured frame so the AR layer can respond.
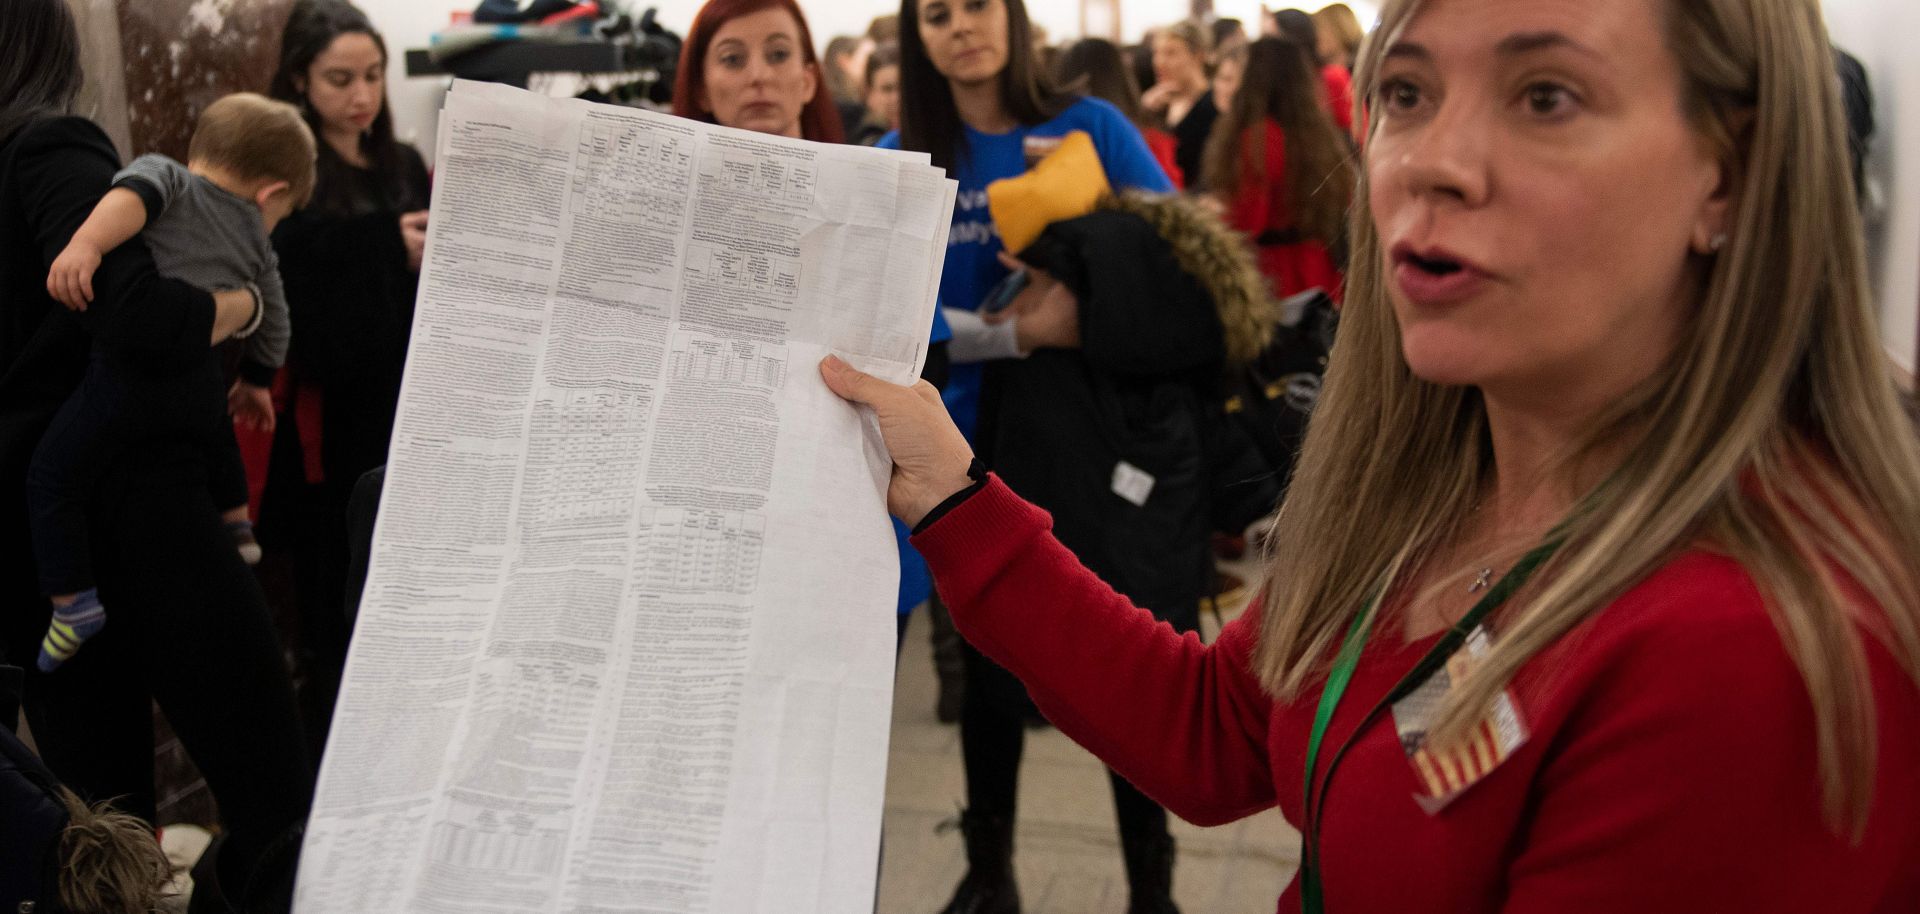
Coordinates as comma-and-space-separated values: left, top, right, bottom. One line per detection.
1312, 3, 1366, 66
1254, 0, 1920, 838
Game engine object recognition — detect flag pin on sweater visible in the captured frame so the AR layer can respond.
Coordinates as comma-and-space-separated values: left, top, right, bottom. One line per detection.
1391, 625, 1530, 814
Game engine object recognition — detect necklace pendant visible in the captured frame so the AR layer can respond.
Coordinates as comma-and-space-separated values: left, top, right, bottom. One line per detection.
1468, 567, 1494, 595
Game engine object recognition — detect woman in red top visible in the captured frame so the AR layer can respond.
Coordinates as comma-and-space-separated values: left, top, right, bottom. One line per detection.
1055, 37, 1185, 187
1272, 8, 1357, 135
670, 0, 843, 142
823, 0, 1920, 910
1204, 36, 1354, 300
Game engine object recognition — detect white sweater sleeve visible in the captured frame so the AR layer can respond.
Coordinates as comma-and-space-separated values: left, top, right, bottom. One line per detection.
944, 306, 1027, 364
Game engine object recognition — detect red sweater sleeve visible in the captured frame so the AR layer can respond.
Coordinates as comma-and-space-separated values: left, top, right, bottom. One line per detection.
912, 478, 1278, 825
1501, 562, 1920, 912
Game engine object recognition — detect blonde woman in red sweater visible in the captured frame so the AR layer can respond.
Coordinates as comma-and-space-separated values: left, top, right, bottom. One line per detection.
824, 0, 1920, 910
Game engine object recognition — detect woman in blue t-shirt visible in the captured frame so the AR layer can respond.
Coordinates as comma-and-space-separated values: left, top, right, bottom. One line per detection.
881, 1, 1180, 912
878, 1, 1171, 442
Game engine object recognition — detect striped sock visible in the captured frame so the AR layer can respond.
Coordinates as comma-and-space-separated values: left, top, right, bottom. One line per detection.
38, 589, 106, 673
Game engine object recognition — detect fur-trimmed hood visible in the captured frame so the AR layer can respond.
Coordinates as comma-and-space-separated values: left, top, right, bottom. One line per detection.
1095, 191, 1274, 367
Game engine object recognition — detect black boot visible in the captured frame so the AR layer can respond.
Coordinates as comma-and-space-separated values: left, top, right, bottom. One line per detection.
939, 810, 1019, 914
1121, 831, 1180, 914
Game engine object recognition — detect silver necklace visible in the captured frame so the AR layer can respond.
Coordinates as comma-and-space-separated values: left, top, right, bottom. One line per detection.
1466, 496, 1502, 594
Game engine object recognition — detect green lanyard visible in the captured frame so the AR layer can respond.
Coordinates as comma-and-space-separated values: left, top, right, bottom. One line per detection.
1297, 538, 1563, 914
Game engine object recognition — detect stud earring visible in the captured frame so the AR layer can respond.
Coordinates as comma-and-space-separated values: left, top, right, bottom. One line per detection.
1709, 233, 1728, 252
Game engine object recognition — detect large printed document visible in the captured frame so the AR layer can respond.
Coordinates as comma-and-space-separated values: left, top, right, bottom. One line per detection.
294, 80, 954, 913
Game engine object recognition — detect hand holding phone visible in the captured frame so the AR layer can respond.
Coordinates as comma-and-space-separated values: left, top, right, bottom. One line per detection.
981, 269, 1030, 316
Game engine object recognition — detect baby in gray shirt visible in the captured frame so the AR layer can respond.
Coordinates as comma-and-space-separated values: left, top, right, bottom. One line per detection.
32, 93, 315, 672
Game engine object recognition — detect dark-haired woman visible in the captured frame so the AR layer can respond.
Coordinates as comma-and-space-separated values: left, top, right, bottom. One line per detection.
882, 0, 1169, 440
0, 0, 312, 909
883, 0, 1179, 910
852, 43, 903, 147
1055, 37, 1184, 188
1271, 7, 1357, 133
264, 0, 432, 759
1204, 36, 1353, 300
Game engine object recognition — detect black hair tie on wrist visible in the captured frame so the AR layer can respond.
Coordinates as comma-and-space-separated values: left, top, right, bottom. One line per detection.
912, 458, 988, 535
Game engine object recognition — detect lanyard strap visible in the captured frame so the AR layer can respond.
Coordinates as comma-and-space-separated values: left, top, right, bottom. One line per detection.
1297, 538, 1563, 914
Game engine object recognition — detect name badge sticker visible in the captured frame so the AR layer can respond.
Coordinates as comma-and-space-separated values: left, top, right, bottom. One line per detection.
1110, 461, 1156, 507
1391, 625, 1530, 814
1023, 134, 1066, 167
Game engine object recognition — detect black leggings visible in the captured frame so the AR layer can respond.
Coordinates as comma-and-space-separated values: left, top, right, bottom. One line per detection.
258, 418, 357, 764
959, 640, 1169, 845
2, 445, 313, 900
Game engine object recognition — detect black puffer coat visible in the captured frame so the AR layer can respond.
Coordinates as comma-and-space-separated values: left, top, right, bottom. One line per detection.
982, 193, 1269, 629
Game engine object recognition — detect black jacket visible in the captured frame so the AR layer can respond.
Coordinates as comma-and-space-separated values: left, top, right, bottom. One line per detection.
0, 117, 217, 660
1, 700, 66, 914
0, 118, 216, 470
1169, 92, 1219, 191
986, 193, 1268, 626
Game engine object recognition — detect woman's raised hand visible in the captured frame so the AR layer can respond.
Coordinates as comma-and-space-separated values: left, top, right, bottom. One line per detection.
1140, 80, 1176, 113
818, 355, 976, 529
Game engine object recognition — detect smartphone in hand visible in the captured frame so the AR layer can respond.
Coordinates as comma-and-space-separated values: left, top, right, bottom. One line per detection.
981, 269, 1030, 315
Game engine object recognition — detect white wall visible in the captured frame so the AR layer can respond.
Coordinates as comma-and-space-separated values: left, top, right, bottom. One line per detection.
1826, 0, 1919, 377
357, 1, 471, 154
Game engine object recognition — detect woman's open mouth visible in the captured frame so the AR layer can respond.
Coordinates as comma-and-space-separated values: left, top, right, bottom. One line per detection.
1391, 243, 1490, 306
1405, 251, 1462, 276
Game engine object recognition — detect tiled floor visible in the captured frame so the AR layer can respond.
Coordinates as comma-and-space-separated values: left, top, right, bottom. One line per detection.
877, 592, 1301, 914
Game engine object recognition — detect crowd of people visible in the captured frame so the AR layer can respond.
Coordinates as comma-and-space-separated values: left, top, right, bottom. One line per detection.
2, 0, 1918, 912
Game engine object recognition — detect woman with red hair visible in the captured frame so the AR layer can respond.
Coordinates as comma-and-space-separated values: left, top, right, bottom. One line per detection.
671, 0, 843, 143
672, 0, 953, 663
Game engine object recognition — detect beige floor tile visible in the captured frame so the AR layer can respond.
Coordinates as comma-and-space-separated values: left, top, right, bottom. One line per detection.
1027, 868, 1124, 914
1017, 756, 1130, 830
1234, 810, 1304, 863
1018, 723, 1110, 767
886, 749, 967, 815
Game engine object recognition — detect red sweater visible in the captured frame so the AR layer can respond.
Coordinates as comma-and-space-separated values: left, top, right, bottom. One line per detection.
1142, 126, 1185, 189
1224, 120, 1343, 301
914, 478, 1920, 913
1321, 64, 1355, 134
